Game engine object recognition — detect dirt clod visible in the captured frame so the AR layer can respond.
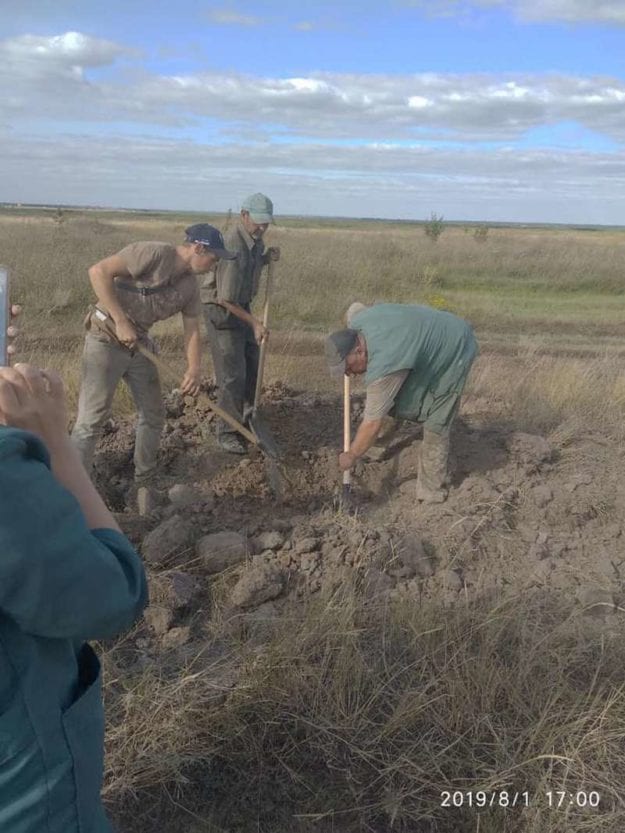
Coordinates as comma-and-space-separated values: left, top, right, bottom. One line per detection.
196, 531, 248, 573
142, 515, 196, 565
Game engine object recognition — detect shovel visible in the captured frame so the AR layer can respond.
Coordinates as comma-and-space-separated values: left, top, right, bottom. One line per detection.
247, 258, 281, 459
137, 344, 288, 499
342, 373, 352, 501
133, 343, 271, 449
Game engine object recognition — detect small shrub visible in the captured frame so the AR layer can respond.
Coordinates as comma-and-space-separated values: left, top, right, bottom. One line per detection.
424, 211, 444, 242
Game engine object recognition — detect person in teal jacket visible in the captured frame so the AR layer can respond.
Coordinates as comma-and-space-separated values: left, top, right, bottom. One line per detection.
325, 303, 478, 503
0, 361, 148, 832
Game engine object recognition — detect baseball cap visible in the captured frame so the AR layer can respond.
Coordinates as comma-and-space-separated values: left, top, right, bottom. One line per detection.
185, 223, 236, 259
325, 329, 359, 379
241, 193, 274, 224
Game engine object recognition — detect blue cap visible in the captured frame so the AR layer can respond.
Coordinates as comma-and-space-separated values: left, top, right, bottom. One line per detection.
185, 224, 236, 259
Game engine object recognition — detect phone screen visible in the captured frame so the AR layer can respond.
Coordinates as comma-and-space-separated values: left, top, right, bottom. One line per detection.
0, 267, 8, 366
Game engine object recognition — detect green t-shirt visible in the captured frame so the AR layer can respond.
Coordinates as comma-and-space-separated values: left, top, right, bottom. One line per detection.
352, 303, 478, 421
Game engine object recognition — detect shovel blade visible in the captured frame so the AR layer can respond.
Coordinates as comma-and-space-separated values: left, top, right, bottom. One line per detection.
248, 410, 282, 460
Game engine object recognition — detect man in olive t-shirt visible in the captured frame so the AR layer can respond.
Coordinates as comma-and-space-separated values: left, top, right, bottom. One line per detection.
72, 224, 235, 486
325, 303, 478, 503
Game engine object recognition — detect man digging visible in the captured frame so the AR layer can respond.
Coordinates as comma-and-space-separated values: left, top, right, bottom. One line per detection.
201, 193, 280, 454
326, 302, 478, 503
72, 224, 235, 509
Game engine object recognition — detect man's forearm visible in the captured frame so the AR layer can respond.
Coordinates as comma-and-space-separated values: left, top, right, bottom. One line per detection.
350, 418, 384, 458
184, 324, 202, 371
89, 268, 130, 325
220, 300, 257, 328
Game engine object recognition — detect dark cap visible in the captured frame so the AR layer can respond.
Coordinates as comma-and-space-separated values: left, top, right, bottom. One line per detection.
325, 329, 359, 379
185, 223, 236, 260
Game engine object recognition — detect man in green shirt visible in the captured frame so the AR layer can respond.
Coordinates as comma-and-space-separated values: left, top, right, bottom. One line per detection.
201, 193, 280, 454
325, 303, 478, 503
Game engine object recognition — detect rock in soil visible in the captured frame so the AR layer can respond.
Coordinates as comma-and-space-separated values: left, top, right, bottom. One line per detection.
254, 530, 285, 552
294, 536, 319, 554
230, 564, 285, 609
396, 534, 435, 578
144, 605, 174, 636
197, 531, 248, 573
142, 515, 196, 565
168, 483, 200, 508
161, 626, 192, 650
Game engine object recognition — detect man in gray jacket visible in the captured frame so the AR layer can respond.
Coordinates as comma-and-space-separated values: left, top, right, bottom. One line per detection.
201, 193, 280, 453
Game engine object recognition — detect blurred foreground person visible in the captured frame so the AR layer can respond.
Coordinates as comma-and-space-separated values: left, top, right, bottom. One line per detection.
0, 362, 147, 832
326, 303, 478, 503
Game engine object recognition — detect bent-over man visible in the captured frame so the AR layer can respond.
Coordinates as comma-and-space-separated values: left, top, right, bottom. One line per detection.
325, 302, 478, 503
72, 223, 235, 487
201, 193, 280, 454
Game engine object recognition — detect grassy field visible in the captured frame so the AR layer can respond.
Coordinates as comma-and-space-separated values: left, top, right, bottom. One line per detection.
3, 207, 625, 832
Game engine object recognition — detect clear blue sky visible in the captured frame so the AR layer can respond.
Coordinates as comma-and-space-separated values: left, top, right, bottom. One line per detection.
1, 0, 624, 223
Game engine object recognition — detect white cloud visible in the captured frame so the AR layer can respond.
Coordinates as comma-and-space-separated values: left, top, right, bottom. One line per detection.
404, 0, 625, 25
206, 7, 264, 26
110, 70, 625, 143
515, 0, 625, 24
2, 37, 625, 143
2, 31, 133, 74
1, 34, 624, 143
1, 133, 623, 223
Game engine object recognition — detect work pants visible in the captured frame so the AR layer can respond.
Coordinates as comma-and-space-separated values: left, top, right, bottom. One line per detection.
203, 304, 259, 437
71, 334, 164, 481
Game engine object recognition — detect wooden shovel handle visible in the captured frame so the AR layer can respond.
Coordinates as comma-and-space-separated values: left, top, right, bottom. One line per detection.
253, 259, 274, 411
343, 373, 351, 486
135, 343, 259, 446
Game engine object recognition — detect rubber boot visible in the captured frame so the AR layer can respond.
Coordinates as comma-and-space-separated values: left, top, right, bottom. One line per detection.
416, 428, 450, 503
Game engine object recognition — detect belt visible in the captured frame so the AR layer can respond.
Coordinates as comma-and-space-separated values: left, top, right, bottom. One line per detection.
115, 281, 169, 296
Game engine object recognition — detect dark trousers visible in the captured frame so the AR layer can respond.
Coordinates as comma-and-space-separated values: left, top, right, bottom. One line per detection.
203, 304, 259, 437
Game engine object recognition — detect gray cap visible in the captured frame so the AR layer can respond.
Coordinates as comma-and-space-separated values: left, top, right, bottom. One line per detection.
325, 329, 358, 379
241, 192, 274, 224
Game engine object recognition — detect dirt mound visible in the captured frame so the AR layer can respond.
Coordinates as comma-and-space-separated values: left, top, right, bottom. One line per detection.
90, 384, 625, 638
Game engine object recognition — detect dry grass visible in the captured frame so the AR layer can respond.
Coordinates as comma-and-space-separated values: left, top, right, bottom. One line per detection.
103, 588, 625, 833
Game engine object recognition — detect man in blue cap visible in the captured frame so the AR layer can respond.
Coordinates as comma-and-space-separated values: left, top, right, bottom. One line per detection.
201, 193, 280, 454
326, 303, 478, 503
72, 223, 235, 503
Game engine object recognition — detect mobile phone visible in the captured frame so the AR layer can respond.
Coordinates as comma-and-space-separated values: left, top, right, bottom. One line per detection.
0, 266, 9, 366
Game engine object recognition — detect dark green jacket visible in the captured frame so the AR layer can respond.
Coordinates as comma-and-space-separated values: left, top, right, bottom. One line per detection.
0, 428, 148, 832
353, 303, 478, 422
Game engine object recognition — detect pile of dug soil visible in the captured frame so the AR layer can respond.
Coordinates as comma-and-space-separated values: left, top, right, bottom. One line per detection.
92, 383, 625, 643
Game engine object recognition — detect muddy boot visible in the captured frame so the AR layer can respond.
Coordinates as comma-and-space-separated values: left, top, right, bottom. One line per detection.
416, 428, 450, 504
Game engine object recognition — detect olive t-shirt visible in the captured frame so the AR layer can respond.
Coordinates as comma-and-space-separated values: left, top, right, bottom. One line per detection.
99, 242, 201, 337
